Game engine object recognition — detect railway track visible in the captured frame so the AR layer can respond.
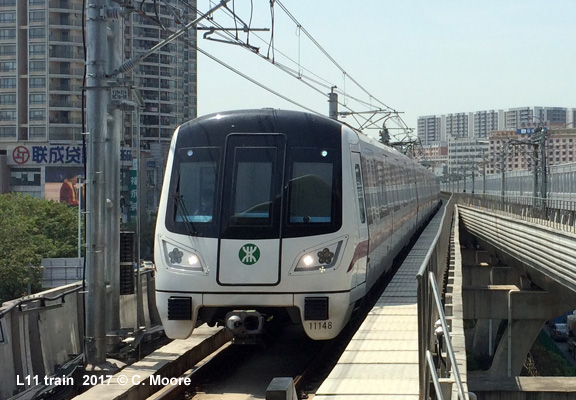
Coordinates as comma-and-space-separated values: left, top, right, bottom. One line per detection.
146, 224, 423, 400
148, 325, 325, 400
72, 209, 434, 400
149, 262, 402, 400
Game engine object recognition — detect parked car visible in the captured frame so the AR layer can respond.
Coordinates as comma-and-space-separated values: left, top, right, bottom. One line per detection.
551, 323, 568, 342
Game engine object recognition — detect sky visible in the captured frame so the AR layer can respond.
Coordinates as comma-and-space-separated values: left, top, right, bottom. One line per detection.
195, 0, 576, 139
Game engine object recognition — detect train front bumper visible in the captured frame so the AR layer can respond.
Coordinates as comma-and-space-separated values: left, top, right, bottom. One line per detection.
156, 291, 354, 340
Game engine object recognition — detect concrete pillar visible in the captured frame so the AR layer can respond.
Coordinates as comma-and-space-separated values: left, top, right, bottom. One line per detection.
487, 290, 571, 378
471, 319, 499, 357
488, 318, 544, 377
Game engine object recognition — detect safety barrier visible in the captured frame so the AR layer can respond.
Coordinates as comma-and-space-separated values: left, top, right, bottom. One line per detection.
417, 196, 469, 400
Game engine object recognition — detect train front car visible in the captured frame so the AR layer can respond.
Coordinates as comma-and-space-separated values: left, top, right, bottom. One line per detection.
155, 110, 365, 340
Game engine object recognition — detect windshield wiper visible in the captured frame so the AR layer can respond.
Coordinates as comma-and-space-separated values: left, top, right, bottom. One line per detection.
173, 174, 199, 236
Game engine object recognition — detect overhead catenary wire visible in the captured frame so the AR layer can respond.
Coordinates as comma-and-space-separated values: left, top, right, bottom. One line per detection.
196, 46, 322, 116
188, 3, 379, 126
176, 1, 366, 107
133, 1, 368, 117
170, 2, 365, 113
127, 0, 411, 134
201, 0, 412, 132
274, 0, 396, 112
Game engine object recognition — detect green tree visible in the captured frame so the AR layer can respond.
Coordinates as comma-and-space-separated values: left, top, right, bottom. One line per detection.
0, 194, 82, 304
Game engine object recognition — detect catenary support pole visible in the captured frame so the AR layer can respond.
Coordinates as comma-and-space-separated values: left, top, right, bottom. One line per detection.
541, 128, 547, 216
328, 87, 338, 120
106, 6, 122, 333
85, 0, 110, 365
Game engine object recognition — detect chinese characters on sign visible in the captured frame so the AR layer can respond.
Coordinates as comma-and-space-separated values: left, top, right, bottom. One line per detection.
129, 169, 138, 218
8, 145, 133, 166
10, 145, 83, 165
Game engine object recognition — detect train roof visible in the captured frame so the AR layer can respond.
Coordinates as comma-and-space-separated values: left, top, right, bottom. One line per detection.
180, 109, 345, 133
178, 109, 410, 159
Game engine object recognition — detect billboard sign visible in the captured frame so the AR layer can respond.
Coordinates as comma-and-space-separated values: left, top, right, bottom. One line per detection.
9, 145, 84, 166
516, 128, 534, 135
129, 169, 138, 219
7, 145, 133, 166
45, 166, 85, 207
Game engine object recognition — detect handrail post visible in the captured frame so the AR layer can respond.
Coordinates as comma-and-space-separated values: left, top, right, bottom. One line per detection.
429, 271, 466, 400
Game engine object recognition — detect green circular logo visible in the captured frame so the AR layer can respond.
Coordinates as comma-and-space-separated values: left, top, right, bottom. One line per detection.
239, 243, 260, 265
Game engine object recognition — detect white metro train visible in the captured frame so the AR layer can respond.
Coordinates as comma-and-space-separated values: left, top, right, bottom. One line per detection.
154, 109, 440, 340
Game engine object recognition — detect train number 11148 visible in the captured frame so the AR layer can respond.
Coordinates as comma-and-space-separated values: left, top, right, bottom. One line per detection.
309, 321, 333, 330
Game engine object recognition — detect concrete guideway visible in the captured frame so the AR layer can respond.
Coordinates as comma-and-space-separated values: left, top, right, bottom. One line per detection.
313, 196, 576, 399
314, 200, 456, 399
74, 326, 230, 400
458, 204, 576, 300
457, 203, 576, 397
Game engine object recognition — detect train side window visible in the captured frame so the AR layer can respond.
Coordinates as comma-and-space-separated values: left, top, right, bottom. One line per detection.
283, 147, 341, 238
377, 160, 389, 217
355, 164, 366, 224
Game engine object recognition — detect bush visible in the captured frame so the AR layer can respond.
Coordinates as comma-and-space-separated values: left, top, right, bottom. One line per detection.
0, 194, 82, 304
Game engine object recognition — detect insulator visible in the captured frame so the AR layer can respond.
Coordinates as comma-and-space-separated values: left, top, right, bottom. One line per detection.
106, 7, 127, 20
118, 58, 137, 74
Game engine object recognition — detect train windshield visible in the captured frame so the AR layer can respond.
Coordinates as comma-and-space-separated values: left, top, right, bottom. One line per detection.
173, 147, 220, 236
284, 147, 338, 236
167, 133, 341, 238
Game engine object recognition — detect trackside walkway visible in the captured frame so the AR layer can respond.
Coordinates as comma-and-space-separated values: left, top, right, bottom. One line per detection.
314, 208, 446, 400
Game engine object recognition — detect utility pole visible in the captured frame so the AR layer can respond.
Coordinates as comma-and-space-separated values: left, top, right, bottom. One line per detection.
82, 0, 232, 367
531, 133, 539, 213
106, 5, 123, 333
471, 163, 475, 194
540, 127, 548, 216
500, 145, 506, 206
482, 161, 486, 194
85, 0, 110, 366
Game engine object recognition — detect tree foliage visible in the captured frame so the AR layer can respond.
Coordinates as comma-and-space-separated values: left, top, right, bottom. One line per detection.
0, 194, 82, 304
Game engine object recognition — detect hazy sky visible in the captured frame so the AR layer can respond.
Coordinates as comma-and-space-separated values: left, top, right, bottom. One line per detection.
195, 0, 576, 138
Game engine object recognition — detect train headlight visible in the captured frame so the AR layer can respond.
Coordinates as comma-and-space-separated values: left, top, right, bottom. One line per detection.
293, 239, 344, 273
187, 254, 201, 268
302, 255, 315, 267
167, 246, 204, 272
160, 238, 207, 274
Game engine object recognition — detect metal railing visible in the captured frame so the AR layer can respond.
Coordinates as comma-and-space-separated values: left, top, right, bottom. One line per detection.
417, 196, 468, 400
454, 193, 576, 233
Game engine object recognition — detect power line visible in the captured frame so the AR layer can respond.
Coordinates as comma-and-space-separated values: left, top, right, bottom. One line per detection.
196, 46, 322, 115
194, 5, 380, 128
274, 0, 395, 112
125, 0, 412, 135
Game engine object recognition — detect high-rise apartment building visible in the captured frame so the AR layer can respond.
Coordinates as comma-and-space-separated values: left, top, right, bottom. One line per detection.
445, 112, 472, 139
504, 107, 568, 130
0, 0, 197, 220
123, 0, 197, 217
0, 0, 85, 143
418, 107, 575, 177
473, 110, 502, 138
417, 115, 442, 145
418, 107, 573, 145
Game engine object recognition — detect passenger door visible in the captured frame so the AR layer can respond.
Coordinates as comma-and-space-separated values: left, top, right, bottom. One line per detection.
351, 152, 369, 286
